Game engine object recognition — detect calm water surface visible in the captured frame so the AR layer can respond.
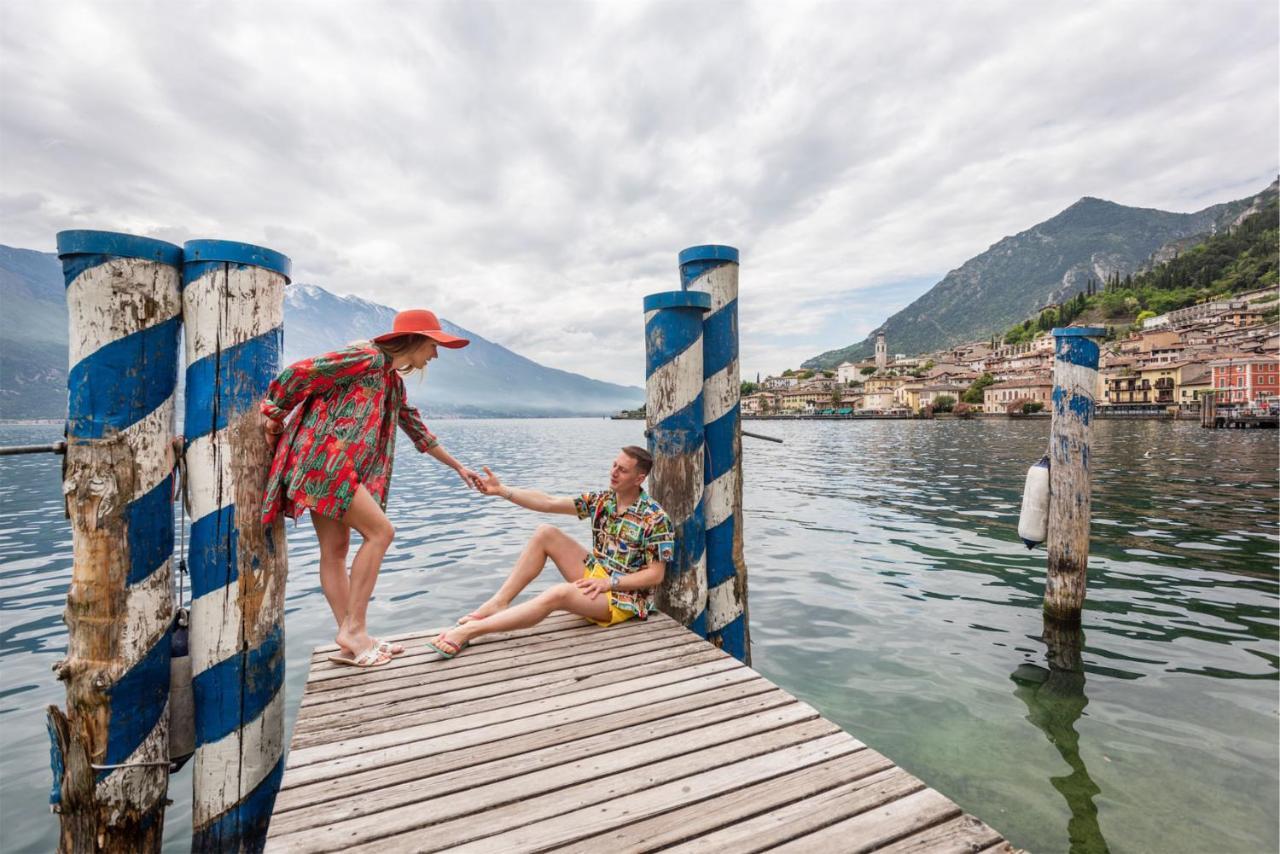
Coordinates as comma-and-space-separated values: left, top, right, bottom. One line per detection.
0, 418, 1276, 852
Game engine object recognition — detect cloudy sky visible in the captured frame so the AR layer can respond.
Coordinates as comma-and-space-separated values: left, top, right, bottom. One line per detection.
2, 1, 1276, 386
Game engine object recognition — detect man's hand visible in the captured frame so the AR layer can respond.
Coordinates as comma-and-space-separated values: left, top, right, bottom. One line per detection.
477, 466, 506, 497
574, 575, 611, 600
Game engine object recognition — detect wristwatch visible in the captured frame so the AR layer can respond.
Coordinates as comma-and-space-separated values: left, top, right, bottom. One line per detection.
610, 575, 620, 589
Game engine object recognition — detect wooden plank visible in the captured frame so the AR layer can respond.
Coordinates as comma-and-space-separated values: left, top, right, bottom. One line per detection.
398, 729, 861, 854
271, 687, 801, 832
875, 814, 1010, 853
269, 703, 827, 852
665, 766, 926, 853
291, 641, 722, 749
279, 659, 756, 787
272, 678, 785, 816
547, 746, 896, 853
292, 626, 699, 734
768, 788, 962, 853
335, 727, 855, 850
308, 610, 584, 655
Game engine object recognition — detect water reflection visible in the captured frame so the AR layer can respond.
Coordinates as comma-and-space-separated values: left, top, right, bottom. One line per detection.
1012, 620, 1109, 854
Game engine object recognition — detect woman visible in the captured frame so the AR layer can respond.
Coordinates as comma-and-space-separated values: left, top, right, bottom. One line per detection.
260, 308, 481, 668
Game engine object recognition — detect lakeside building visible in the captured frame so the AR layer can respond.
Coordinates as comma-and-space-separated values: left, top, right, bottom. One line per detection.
1208, 354, 1280, 407
983, 376, 1053, 412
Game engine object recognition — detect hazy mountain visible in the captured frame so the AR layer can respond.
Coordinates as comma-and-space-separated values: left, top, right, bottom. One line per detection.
805, 179, 1278, 367
0, 246, 643, 419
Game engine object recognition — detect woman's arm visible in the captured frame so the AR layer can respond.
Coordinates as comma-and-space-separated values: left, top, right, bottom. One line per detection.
261, 345, 381, 423
424, 442, 482, 490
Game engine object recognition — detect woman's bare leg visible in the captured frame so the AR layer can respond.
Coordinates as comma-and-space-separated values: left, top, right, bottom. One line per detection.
459, 524, 589, 623
310, 511, 351, 627
441, 582, 611, 648
335, 485, 395, 658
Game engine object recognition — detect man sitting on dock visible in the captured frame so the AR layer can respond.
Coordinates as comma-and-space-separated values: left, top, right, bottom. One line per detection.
427, 445, 674, 658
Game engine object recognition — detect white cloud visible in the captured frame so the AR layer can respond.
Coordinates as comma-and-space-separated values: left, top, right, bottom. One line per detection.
1, 0, 1275, 384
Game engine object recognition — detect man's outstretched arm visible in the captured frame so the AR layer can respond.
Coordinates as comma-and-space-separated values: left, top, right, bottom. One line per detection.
477, 466, 577, 515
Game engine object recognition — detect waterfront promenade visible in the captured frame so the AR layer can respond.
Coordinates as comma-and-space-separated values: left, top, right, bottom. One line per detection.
267, 612, 1014, 853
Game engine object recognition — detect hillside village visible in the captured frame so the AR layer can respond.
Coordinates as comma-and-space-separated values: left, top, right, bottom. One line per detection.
744, 286, 1279, 418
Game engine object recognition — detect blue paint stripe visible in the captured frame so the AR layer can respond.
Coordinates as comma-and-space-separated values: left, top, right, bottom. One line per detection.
642, 290, 710, 313
125, 474, 174, 586
687, 607, 708, 639
67, 317, 181, 439
708, 612, 747, 661
192, 623, 285, 747
677, 244, 739, 265
1054, 336, 1100, 369
184, 239, 292, 283
671, 498, 706, 571
680, 258, 732, 289
100, 630, 171, 776
645, 314, 703, 373
650, 396, 704, 457
192, 754, 284, 850
701, 299, 737, 379
189, 504, 239, 600
703, 405, 738, 482
183, 329, 283, 442
46, 712, 64, 805
1052, 387, 1094, 425
705, 517, 736, 587
60, 253, 115, 287
57, 230, 183, 266
181, 260, 225, 290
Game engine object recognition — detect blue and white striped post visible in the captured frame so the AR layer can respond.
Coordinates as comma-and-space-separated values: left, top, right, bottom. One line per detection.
1044, 326, 1105, 625
644, 290, 711, 632
50, 230, 182, 850
182, 240, 290, 851
680, 245, 750, 663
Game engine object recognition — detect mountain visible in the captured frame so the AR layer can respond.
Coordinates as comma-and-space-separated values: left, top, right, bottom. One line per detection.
0, 246, 643, 419
804, 179, 1278, 367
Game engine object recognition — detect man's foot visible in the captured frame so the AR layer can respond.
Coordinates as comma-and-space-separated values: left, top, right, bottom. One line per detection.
428, 628, 471, 659
457, 599, 507, 625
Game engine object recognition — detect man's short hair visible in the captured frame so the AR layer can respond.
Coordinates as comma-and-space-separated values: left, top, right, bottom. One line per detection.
621, 445, 653, 475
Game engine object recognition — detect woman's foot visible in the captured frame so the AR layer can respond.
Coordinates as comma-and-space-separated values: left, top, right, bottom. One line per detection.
457, 599, 507, 624
371, 637, 405, 656
335, 627, 375, 659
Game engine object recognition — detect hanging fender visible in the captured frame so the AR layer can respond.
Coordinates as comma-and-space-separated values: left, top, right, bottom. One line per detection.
167, 607, 194, 772
1018, 455, 1050, 549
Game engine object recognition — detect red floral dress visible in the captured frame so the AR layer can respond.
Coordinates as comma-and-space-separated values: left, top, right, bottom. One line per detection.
260, 344, 438, 524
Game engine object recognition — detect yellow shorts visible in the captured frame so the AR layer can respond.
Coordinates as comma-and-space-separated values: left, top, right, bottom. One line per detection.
583, 564, 635, 627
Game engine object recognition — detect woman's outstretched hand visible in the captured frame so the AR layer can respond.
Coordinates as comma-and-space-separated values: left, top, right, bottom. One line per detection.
456, 466, 484, 491
476, 466, 505, 497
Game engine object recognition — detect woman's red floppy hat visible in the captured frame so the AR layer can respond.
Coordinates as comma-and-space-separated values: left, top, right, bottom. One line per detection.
372, 309, 470, 348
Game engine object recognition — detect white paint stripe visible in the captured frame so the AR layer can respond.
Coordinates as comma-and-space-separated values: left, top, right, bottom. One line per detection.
185, 426, 236, 524
96, 700, 169, 817
192, 689, 284, 824
704, 468, 736, 530
67, 259, 181, 368
191, 585, 243, 678
706, 577, 743, 633
183, 267, 285, 363
647, 342, 702, 424
703, 361, 739, 425
124, 396, 176, 502
119, 564, 174, 675
686, 264, 738, 313
668, 551, 707, 622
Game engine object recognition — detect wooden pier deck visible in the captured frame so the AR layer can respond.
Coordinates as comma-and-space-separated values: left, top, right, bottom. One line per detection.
267, 612, 1014, 853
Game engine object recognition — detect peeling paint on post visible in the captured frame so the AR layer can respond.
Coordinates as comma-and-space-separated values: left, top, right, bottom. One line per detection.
644, 290, 711, 631
182, 240, 290, 851
679, 245, 750, 663
50, 230, 183, 852
1044, 327, 1105, 625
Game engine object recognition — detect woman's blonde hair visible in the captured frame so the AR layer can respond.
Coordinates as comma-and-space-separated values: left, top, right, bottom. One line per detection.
351, 334, 431, 377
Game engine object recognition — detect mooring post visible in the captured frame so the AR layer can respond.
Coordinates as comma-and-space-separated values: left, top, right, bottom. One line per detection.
48, 230, 183, 852
1044, 326, 1105, 624
182, 240, 290, 851
679, 245, 750, 663
644, 290, 712, 632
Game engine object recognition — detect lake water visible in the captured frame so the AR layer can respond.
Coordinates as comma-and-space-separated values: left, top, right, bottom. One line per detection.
0, 418, 1276, 852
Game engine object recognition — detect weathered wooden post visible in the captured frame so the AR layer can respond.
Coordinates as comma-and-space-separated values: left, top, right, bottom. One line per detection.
679, 245, 750, 662
644, 290, 711, 633
182, 240, 290, 851
1044, 326, 1105, 624
48, 230, 183, 851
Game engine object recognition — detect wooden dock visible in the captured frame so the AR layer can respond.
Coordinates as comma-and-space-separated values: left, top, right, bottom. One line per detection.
266, 612, 1014, 853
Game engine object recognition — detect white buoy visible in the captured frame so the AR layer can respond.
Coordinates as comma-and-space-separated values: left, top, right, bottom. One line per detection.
1018, 455, 1050, 548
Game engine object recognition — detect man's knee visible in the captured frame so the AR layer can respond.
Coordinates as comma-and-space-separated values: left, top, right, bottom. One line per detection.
539, 583, 573, 606
533, 523, 560, 544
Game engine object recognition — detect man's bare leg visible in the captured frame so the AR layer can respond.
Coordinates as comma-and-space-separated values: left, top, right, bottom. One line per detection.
458, 524, 589, 623
440, 582, 611, 649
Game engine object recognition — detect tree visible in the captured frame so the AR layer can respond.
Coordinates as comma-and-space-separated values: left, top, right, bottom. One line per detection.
962, 372, 996, 404
740, 381, 759, 396
932, 394, 956, 413
1022, 401, 1045, 414
831, 386, 843, 406
860, 366, 877, 376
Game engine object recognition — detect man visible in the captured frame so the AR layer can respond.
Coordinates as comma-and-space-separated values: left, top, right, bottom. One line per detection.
427, 445, 674, 658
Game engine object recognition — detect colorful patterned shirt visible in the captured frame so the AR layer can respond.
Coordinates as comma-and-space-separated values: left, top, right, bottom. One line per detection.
260, 344, 438, 524
573, 489, 675, 620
